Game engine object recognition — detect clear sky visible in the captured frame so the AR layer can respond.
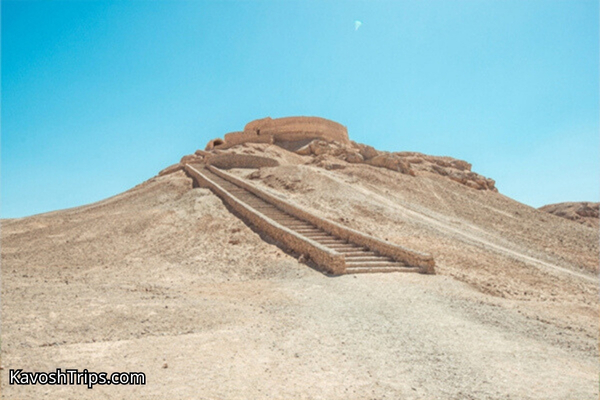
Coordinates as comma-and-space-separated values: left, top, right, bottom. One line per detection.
2, 0, 598, 218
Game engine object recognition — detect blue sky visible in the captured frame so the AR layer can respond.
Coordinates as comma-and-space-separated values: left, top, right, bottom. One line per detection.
2, 0, 598, 218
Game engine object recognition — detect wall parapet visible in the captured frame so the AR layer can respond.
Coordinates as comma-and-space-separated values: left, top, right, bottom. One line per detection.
205, 116, 350, 151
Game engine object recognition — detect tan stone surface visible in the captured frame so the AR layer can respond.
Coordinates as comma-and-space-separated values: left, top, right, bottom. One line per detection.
157, 163, 183, 177
244, 116, 349, 144
207, 153, 280, 169
367, 153, 414, 175
539, 201, 599, 228
179, 154, 204, 165
207, 116, 349, 151
353, 142, 379, 160
194, 149, 211, 157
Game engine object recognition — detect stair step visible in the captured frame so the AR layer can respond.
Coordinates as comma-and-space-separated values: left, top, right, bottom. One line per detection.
343, 256, 392, 262
328, 246, 365, 251
270, 218, 303, 224
279, 222, 307, 227
264, 215, 298, 221
345, 261, 407, 268
344, 251, 378, 257
316, 239, 347, 245
345, 266, 419, 274
276, 221, 305, 226
327, 243, 361, 247
269, 217, 303, 222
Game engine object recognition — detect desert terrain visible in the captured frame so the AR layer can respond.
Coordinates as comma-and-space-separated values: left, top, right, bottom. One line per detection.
2, 137, 598, 399
539, 202, 599, 229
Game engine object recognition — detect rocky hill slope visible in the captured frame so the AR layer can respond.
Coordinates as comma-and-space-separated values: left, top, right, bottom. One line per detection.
539, 201, 599, 228
2, 135, 598, 399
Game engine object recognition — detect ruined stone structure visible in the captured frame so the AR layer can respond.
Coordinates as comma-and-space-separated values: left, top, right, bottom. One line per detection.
205, 116, 350, 151
158, 115, 497, 195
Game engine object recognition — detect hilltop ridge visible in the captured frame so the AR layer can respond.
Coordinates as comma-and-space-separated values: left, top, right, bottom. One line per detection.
539, 201, 599, 228
164, 116, 498, 192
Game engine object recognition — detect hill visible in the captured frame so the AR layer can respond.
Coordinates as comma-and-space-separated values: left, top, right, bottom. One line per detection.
539, 201, 599, 229
2, 118, 598, 399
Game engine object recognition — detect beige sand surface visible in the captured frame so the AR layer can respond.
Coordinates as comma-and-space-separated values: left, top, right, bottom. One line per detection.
2, 156, 598, 399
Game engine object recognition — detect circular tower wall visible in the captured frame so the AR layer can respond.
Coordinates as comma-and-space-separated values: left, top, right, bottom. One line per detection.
244, 116, 349, 145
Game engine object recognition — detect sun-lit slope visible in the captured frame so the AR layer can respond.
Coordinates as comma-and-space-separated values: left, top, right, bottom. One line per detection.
539, 201, 599, 228
2, 171, 301, 283
225, 153, 598, 338
234, 161, 597, 279
2, 156, 598, 399
1, 171, 307, 350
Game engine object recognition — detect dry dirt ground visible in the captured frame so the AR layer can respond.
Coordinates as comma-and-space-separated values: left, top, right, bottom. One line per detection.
2, 157, 598, 399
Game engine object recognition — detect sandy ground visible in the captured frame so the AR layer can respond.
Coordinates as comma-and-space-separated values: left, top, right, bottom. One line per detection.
2, 160, 598, 399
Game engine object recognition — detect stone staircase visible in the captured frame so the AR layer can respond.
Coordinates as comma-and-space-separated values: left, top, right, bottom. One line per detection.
185, 164, 435, 275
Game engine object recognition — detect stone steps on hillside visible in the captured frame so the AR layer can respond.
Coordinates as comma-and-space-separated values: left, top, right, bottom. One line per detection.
186, 165, 429, 275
